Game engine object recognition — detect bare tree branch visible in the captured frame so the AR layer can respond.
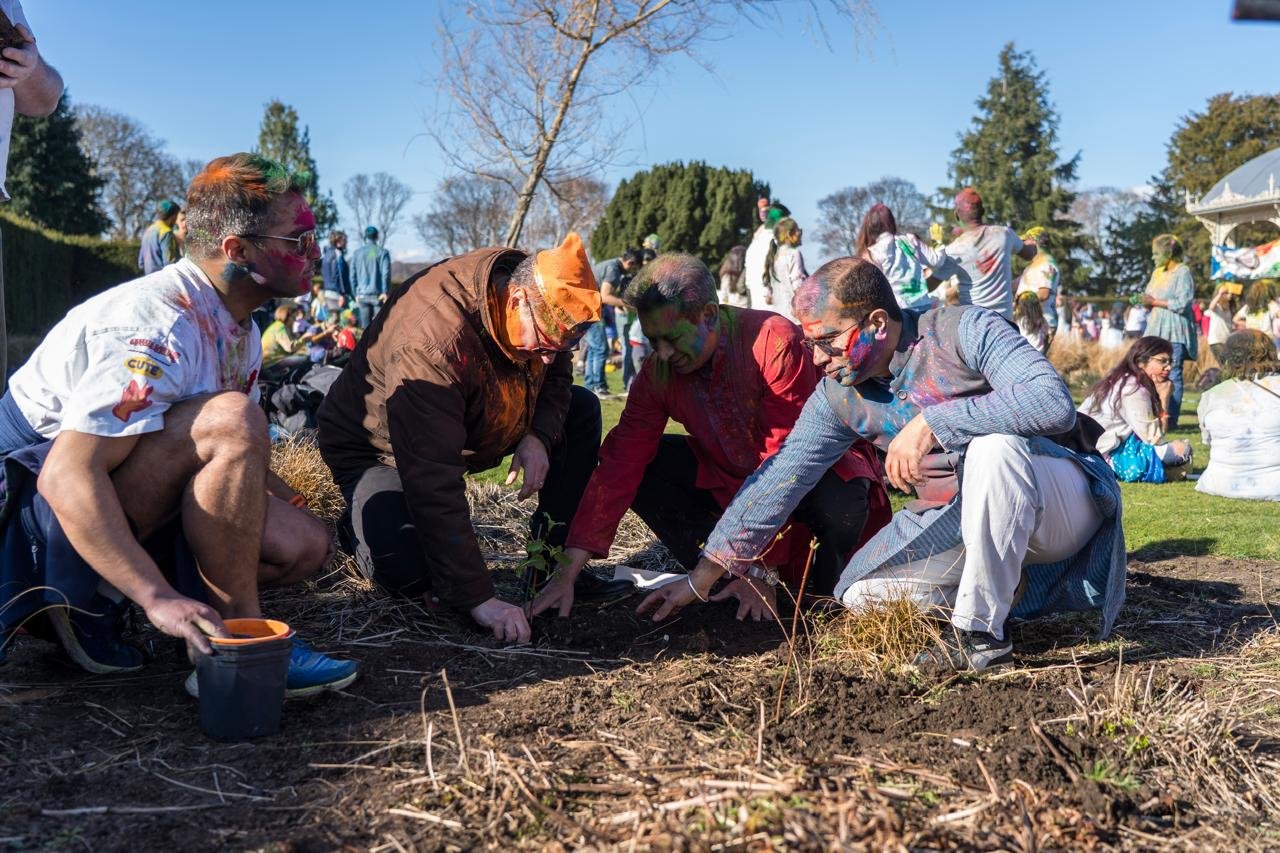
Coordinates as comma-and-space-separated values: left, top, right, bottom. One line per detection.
75, 105, 185, 240
431, 0, 874, 248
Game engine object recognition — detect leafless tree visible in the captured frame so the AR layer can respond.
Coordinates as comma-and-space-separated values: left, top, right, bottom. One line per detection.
434, 0, 872, 248
522, 173, 610, 250
414, 174, 512, 257
415, 171, 610, 258
1069, 186, 1147, 250
815, 176, 930, 257
343, 171, 414, 244
180, 158, 205, 195
74, 105, 185, 240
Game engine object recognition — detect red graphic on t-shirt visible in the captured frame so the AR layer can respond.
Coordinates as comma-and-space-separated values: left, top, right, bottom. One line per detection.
111, 380, 154, 422
242, 369, 258, 394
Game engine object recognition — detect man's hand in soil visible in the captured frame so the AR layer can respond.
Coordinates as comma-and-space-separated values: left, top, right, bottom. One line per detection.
506, 434, 549, 500
710, 576, 777, 622
636, 557, 720, 621
529, 547, 590, 618
885, 413, 935, 493
143, 593, 228, 660
470, 597, 531, 644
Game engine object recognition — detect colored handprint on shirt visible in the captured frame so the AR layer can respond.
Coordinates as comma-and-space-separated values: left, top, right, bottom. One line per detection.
111, 379, 154, 422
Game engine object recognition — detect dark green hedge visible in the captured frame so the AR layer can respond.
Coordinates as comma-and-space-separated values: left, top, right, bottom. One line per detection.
1, 211, 139, 337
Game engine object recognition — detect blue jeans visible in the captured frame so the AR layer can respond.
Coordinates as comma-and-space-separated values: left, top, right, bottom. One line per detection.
616, 310, 635, 390
356, 296, 382, 329
1168, 342, 1186, 429
583, 320, 608, 393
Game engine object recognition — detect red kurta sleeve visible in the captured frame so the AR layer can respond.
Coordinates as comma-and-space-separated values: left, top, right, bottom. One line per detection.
564, 367, 671, 557
754, 317, 822, 466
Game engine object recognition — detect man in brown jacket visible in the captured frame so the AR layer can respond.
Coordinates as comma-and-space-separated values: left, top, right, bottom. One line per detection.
317, 233, 612, 643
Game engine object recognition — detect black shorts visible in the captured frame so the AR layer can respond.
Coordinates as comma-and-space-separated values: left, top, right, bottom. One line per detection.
1, 440, 206, 641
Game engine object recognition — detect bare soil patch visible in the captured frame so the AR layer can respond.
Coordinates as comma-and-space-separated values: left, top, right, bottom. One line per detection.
3, 488, 1279, 851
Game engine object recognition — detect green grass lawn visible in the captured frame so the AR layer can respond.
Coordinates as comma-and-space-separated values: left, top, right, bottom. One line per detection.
471, 382, 1280, 563
1114, 390, 1280, 562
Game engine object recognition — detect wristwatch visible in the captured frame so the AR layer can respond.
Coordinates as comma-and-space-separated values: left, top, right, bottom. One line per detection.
733, 564, 780, 587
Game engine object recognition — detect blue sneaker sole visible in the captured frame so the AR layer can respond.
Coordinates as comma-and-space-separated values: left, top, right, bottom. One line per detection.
286, 668, 359, 699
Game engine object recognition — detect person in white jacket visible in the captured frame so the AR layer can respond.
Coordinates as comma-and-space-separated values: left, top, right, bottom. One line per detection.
744, 201, 787, 312
760, 217, 807, 323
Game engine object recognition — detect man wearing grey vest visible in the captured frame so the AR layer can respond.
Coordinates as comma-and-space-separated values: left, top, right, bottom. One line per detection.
639, 257, 1124, 672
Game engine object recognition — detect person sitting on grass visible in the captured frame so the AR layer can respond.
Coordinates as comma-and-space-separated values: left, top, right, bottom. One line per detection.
0, 153, 357, 697
1078, 336, 1193, 483
261, 303, 331, 376
531, 254, 889, 622
1196, 329, 1280, 502
317, 233, 627, 646
636, 258, 1125, 672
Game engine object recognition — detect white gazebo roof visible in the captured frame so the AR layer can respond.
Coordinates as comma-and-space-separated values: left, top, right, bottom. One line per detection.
1186, 147, 1280, 245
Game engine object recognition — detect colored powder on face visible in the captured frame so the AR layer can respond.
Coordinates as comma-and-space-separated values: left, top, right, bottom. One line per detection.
641, 305, 709, 365
832, 326, 886, 386
221, 261, 250, 285
293, 204, 317, 230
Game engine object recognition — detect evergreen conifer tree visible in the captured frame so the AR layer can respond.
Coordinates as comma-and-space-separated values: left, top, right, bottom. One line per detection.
940, 43, 1087, 288
255, 100, 338, 233
8, 92, 108, 236
591, 162, 768, 268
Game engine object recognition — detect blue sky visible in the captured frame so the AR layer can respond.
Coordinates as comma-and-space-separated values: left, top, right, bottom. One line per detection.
27, 1, 1280, 262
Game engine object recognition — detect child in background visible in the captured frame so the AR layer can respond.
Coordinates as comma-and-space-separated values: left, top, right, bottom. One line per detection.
335, 310, 361, 353
627, 309, 650, 377
1100, 301, 1126, 349
308, 281, 331, 324
1014, 291, 1049, 354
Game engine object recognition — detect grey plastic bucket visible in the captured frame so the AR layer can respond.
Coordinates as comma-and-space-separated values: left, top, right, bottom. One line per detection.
196, 618, 293, 741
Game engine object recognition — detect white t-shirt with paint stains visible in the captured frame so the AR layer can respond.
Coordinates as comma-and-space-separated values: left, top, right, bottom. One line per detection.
8, 258, 261, 439
942, 224, 1025, 320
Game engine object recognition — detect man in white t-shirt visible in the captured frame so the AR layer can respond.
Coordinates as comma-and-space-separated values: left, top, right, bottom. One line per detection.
0, 0, 64, 388
0, 153, 357, 697
943, 188, 1038, 320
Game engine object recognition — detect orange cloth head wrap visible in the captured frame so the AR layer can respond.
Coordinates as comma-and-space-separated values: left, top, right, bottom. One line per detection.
530, 232, 602, 341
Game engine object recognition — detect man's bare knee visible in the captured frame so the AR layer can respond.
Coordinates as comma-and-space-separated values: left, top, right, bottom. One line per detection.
263, 513, 331, 587
190, 393, 269, 462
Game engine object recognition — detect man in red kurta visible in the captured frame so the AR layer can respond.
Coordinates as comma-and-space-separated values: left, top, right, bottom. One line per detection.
532, 254, 888, 621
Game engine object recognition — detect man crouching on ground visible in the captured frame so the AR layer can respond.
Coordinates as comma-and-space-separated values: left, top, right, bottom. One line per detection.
531, 254, 888, 622
0, 153, 358, 696
317, 233, 620, 645
640, 258, 1125, 671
